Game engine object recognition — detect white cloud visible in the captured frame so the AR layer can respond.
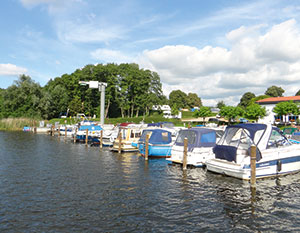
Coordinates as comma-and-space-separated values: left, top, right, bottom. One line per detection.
139, 19, 300, 105
0, 64, 27, 76
90, 49, 132, 63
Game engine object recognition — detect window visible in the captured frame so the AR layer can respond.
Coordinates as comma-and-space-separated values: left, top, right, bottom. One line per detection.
268, 129, 288, 148
176, 130, 196, 144
200, 132, 216, 143
161, 132, 169, 142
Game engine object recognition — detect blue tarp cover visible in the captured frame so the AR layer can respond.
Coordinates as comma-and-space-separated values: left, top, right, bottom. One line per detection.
79, 125, 102, 131
175, 128, 216, 149
139, 129, 172, 144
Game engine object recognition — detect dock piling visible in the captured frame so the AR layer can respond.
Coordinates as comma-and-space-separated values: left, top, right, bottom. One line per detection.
85, 129, 88, 146
145, 134, 149, 160
250, 145, 256, 188
183, 137, 188, 170
118, 132, 122, 153
100, 130, 103, 149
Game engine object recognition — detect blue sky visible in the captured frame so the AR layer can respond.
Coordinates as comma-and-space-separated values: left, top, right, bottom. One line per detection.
2, 0, 300, 105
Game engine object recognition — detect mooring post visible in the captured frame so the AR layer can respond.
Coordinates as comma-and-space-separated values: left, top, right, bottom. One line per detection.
100, 130, 103, 149
118, 132, 122, 154
183, 137, 188, 170
145, 134, 149, 160
52, 125, 55, 136
250, 145, 256, 188
73, 128, 77, 143
65, 125, 67, 139
85, 129, 88, 146
58, 126, 60, 137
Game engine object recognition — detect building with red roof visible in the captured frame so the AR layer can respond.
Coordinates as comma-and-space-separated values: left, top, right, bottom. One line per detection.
256, 96, 300, 124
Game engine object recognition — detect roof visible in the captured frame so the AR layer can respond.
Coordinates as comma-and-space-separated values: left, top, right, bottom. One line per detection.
256, 96, 300, 104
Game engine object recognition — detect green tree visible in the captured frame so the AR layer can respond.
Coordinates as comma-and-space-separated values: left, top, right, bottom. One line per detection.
68, 96, 83, 116
193, 106, 212, 122
249, 95, 270, 105
239, 92, 256, 108
171, 103, 179, 116
219, 106, 244, 124
295, 90, 300, 96
186, 93, 202, 108
273, 101, 299, 124
244, 104, 266, 122
265, 86, 285, 97
216, 101, 226, 109
169, 90, 187, 109
2, 75, 44, 118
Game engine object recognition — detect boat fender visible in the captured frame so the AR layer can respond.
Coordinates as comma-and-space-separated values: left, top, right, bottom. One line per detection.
277, 160, 282, 172
110, 136, 115, 143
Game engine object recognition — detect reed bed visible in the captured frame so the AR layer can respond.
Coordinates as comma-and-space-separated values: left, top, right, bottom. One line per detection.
0, 118, 39, 131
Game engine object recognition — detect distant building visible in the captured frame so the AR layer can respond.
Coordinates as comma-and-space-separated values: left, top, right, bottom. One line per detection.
256, 96, 300, 124
152, 105, 171, 111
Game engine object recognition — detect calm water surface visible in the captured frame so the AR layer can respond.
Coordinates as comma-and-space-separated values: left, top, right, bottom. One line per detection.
1, 131, 300, 232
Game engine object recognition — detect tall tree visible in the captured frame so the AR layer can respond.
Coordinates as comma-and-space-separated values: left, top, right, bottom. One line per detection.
2, 75, 44, 118
265, 86, 285, 97
186, 93, 202, 108
169, 90, 187, 109
249, 95, 270, 105
239, 92, 256, 108
216, 101, 226, 109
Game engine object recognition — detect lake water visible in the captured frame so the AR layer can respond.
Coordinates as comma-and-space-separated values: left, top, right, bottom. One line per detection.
1, 131, 300, 232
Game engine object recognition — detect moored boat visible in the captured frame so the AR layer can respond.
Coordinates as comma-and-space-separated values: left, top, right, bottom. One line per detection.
137, 128, 173, 158
111, 124, 146, 152
167, 127, 223, 167
206, 123, 300, 180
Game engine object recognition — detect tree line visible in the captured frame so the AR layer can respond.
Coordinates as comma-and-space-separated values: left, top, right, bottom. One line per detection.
194, 85, 300, 123
0, 63, 203, 120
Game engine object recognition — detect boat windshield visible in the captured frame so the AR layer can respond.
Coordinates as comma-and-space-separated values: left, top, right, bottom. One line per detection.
218, 127, 252, 149
176, 130, 196, 144
267, 128, 290, 148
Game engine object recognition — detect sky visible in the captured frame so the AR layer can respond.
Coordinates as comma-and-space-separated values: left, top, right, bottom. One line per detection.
2, 0, 300, 106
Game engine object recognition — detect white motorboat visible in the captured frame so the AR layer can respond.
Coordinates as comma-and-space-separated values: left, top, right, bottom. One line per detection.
167, 127, 224, 167
206, 123, 300, 180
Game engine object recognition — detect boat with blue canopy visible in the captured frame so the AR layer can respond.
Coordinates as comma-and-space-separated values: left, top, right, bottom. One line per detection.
76, 124, 102, 143
206, 123, 300, 180
167, 127, 223, 167
137, 128, 173, 158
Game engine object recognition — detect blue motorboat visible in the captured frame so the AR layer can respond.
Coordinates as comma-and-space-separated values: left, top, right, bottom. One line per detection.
137, 128, 173, 158
76, 124, 102, 143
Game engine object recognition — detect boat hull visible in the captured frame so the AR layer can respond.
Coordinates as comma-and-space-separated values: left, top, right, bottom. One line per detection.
138, 144, 172, 158
167, 146, 214, 167
206, 155, 300, 180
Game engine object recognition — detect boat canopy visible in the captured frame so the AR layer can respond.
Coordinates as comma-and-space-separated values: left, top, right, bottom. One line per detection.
175, 128, 216, 149
147, 122, 175, 128
79, 125, 102, 131
213, 123, 290, 163
225, 123, 267, 140
139, 129, 172, 144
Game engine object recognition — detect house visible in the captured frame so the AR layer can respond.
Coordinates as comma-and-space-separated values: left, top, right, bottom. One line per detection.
256, 96, 300, 124
152, 105, 171, 111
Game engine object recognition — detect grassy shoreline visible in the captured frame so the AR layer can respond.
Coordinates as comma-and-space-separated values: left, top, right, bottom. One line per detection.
0, 118, 42, 131
0, 116, 188, 131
